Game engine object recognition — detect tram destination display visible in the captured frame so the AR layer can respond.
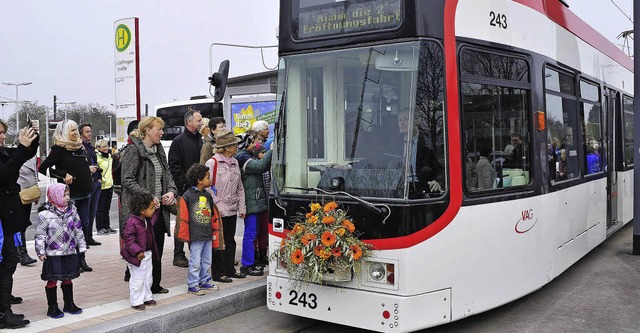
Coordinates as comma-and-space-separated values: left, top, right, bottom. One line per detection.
294, 0, 402, 40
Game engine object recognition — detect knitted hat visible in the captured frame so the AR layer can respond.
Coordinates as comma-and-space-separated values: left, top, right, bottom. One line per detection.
236, 132, 253, 150
213, 129, 241, 148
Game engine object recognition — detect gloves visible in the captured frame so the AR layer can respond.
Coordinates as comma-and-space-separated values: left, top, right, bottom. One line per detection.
427, 180, 442, 192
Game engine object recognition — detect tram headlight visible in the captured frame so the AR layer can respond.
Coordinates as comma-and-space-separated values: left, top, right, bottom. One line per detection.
369, 262, 386, 281
330, 177, 344, 190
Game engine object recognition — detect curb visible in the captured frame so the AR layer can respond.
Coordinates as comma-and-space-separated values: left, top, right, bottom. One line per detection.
75, 279, 266, 333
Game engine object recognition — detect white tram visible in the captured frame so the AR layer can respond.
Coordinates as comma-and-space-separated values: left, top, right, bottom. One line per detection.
267, 0, 634, 331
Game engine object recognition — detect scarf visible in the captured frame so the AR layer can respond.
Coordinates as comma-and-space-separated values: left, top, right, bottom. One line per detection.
55, 138, 82, 151
47, 183, 69, 211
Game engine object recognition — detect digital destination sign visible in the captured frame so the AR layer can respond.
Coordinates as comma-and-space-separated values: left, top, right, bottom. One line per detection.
294, 0, 402, 40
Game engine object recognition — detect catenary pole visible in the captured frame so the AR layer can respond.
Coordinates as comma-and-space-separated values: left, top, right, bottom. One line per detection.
632, 2, 639, 254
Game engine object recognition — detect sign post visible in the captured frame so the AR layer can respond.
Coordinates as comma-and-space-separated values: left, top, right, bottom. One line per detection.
113, 17, 141, 148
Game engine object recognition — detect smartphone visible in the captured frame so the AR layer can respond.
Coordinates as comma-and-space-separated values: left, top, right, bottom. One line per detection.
26, 115, 32, 127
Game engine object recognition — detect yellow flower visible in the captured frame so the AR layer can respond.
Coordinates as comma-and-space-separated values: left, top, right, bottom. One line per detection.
314, 246, 331, 259
310, 203, 322, 212
291, 249, 304, 265
321, 231, 336, 247
322, 216, 335, 224
309, 215, 318, 224
335, 228, 346, 236
323, 201, 338, 212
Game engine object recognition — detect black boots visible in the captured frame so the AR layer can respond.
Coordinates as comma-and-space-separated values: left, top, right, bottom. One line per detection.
79, 258, 93, 273
17, 246, 37, 266
61, 284, 82, 314
45, 287, 63, 319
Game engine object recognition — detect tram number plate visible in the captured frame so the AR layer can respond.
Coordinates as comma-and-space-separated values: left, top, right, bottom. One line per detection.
288, 290, 318, 309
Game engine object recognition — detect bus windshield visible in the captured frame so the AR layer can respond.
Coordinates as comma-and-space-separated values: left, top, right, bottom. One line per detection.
273, 40, 447, 200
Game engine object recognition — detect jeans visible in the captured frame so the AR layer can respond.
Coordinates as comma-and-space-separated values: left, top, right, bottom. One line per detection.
241, 214, 257, 267
187, 240, 212, 288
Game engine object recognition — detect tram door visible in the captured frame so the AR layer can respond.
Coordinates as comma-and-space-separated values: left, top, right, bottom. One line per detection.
604, 88, 619, 228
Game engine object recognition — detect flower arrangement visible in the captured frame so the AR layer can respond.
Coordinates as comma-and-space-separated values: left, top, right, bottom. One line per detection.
274, 201, 373, 287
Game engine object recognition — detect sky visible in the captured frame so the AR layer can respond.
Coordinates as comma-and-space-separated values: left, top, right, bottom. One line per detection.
0, 1, 634, 121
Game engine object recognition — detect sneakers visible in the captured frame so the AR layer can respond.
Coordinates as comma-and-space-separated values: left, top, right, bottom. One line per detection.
240, 265, 264, 276
188, 286, 205, 296
173, 256, 189, 268
199, 281, 219, 291
98, 228, 118, 235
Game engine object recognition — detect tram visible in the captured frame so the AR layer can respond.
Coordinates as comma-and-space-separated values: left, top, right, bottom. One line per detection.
266, 0, 634, 332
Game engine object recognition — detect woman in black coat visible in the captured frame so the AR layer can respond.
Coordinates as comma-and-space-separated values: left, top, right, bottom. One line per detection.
39, 120, 94, 272
0, 118, 38, 329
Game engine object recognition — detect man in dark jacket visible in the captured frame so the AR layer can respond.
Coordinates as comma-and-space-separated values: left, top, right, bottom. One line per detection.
168, 110, 202, 267
79, 123, 102, 246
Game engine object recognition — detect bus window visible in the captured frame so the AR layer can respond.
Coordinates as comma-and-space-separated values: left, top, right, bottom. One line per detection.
155, 101, 223, 141
460, 48, 531, 192
579, 80, 602, 175
545, 67, 579, 183
623, 96, 634, 167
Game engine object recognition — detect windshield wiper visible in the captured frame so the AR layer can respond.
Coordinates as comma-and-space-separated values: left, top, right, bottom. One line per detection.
284, 186, 390, 223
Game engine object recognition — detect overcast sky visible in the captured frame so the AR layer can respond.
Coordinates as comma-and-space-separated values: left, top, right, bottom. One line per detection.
0, 1, 633, 120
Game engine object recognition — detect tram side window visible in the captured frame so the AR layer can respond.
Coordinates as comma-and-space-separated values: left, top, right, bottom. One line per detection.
459, 48, 531, 192
306, 67, 325, 158
545, 67, 579, 183
623, 96, 634, 167
580, 80, 602, 175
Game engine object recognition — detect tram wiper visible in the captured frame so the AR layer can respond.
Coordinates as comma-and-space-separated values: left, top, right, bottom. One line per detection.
285, 186, 391, 223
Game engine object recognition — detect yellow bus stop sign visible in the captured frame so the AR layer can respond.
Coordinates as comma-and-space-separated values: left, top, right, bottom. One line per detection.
115, 24, 132, 52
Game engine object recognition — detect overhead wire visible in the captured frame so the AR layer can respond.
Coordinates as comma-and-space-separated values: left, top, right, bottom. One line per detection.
609, 0, 633, 24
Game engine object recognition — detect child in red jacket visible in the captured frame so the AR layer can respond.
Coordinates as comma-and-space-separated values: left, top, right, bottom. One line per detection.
121, 192, 157, 310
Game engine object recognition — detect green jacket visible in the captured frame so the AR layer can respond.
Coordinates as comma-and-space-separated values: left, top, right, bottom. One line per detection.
234, 149, 272, 214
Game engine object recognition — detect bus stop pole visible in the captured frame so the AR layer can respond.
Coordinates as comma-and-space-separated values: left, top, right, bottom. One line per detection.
632, 3, 640, 255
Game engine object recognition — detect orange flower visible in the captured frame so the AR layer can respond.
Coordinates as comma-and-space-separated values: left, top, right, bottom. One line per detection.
323, 201, 338, 212
342, 220, 355, 233
309, 215, 318, 224
331, 247, 342, 257
335, 228, 346, 237
291, 223, 305, 235
314, 246, 331, 259
310, 203, 322, 212
350, 244, 363, 260
291, 249, 304, 265
322, 216, 335, 224
280, 239, 286, 249
321, 231, 337, 246
306, 211, 313, 218
301, 233, 317, 245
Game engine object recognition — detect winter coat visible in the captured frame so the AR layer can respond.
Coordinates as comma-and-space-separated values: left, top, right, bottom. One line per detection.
476, 156, 495, 189
119, 136, 177, 238
199, 134, 215, 165
96, 152, 114, 190
205, 155, 246, 217
0, 136, 39, 234
168, 129, 202, 195
121, 214, 158, 267
234, 149, 272, 215
34, 204, 87, 256
39, 145, 92, 200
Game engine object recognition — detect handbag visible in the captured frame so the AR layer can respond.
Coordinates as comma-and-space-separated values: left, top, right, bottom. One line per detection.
19, 185, 42, 205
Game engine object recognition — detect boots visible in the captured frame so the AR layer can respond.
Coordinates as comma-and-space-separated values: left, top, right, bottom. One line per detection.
257, 249, 269, 267
17, 246, 37, 266
61, 284, 82, 314
45, 287, 63, 319
79, 258, 93, 273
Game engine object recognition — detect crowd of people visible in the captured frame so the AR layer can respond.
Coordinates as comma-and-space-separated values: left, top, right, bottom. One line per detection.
0, 111, 273, 328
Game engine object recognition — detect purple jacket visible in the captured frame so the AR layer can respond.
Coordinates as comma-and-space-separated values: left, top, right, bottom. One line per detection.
121, 214, 158, 267
206, 154, 246, 217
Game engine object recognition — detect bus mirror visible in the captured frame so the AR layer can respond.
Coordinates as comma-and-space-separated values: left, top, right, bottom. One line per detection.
375, 51, 417, 71
209, 60, 230, 102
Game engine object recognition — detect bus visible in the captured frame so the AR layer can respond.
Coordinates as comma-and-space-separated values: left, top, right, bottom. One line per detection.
266, 0, 634, 332
154, 97, 223, 153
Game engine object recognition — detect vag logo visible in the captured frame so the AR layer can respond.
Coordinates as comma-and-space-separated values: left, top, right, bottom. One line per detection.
515, 209, 538, 234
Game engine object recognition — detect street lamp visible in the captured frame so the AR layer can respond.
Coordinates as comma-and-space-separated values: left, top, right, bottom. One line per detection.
107, 115, 113, 146
2, 81, 32, 133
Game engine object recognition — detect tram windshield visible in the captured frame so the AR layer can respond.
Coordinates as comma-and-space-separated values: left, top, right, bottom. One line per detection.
273, 41, 446, 200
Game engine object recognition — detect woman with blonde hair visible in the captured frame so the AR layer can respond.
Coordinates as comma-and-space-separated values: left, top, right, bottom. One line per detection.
119, 116, 177, 295
39, 120, 94, 273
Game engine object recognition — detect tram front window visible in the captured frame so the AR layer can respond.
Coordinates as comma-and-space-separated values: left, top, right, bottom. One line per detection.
273, 41, 446, 199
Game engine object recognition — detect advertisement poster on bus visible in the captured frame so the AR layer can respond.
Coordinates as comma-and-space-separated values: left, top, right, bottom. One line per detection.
231, 100, 276, 136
